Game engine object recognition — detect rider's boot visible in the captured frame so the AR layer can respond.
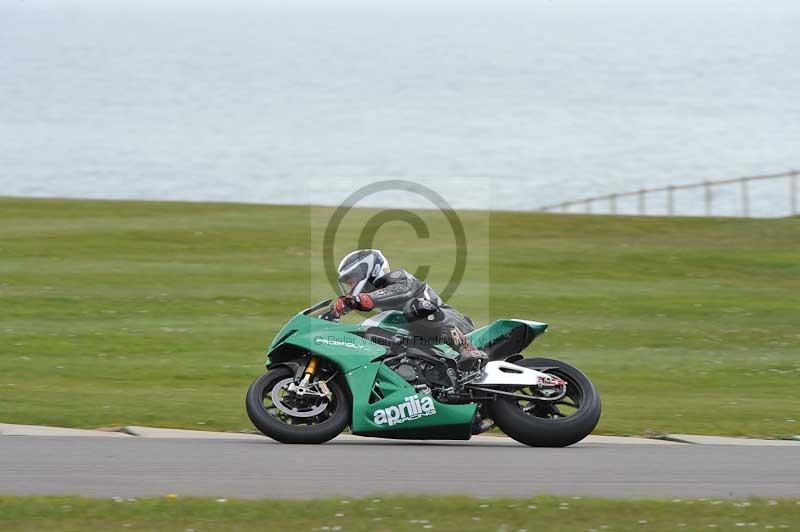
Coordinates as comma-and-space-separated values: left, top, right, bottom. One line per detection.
453, 332, 488, 371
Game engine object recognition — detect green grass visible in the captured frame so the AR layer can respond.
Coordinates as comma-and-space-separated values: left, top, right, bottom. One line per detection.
1, 197, 798, 437
0, 496, 800, 532
1, 495, 798, 531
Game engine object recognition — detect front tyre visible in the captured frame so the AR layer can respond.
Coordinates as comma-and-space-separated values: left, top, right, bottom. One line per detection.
246, 367, 350, 444
488, 357, 601, 447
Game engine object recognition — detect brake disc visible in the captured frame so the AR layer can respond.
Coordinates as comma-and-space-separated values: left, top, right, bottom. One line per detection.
271, 378, 329, 418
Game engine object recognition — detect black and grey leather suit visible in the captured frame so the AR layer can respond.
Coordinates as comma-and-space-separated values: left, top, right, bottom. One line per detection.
365, 269, 475, 348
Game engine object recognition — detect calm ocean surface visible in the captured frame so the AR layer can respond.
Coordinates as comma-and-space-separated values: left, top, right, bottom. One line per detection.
1, 0, 799, 216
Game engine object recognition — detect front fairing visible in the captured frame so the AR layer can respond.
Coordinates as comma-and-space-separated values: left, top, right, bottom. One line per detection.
267, 312, 362, 353
267, 299, 345, 352
266, 310, 387, 373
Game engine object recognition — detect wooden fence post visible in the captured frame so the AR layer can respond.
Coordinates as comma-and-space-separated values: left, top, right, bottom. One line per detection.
586, 199, 592, 214
610, 194, 617, 214
741, 178, 749, 217
667, 185, 675, 215
791, 172, 798, 216
704, 181, 712, 216
638, 189, 646, 215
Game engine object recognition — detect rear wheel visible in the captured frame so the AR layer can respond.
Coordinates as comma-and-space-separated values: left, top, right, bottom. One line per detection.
246, 366, 350, 444
488, 357, 601, 447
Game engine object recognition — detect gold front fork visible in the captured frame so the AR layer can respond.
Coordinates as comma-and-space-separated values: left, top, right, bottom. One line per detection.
300, 355, 331, 400
304, 356, 319, 378
298, 356, 319, 387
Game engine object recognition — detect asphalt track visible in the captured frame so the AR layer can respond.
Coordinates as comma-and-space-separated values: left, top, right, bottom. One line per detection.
2, 435, 799, 499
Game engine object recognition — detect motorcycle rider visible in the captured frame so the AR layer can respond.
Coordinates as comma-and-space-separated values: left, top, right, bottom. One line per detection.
332, 249, 489, 369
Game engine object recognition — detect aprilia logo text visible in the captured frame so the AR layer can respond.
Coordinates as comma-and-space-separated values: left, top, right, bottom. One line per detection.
373, 395, 437, 427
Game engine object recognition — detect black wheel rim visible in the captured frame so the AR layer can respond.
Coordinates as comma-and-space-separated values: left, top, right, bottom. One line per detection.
261, 377, 338, 427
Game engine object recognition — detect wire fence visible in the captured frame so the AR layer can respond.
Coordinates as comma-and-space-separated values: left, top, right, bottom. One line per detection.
538, 170, 799, 218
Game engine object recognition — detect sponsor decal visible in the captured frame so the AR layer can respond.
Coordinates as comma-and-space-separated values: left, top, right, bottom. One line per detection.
313, 336, 365, 349
372, 394, 437, 427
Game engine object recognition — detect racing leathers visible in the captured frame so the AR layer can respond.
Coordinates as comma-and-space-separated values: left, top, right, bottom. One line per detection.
335, 269, 487, 367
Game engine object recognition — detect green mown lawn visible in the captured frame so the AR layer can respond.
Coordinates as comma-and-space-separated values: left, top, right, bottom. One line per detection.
1, 495, 798, 532
1, 197, 798, 437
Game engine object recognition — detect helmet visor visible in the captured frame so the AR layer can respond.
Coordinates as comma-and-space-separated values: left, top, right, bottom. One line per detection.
337, 263, 369, 295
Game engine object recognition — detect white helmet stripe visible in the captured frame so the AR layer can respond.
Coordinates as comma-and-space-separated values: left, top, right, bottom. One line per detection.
336, 249, 389, 296
350, 255, 374, 296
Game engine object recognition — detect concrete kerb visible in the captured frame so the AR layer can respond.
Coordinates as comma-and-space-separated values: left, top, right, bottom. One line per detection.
2, 424, 798, 446
657, 433, 800, 447
0, 423, 132, 438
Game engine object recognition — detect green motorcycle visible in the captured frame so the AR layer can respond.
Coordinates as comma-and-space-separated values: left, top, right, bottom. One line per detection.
246, 299, 601, 447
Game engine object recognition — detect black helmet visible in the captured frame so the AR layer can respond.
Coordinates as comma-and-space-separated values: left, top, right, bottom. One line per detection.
337, 249, 390, 296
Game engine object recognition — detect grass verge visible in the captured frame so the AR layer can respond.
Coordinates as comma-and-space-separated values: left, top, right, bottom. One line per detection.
1, 198, 798, 436
1, 495, 799, 531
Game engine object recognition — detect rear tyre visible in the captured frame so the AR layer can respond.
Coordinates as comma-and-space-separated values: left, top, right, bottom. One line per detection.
488, 357, 601, 447
246, 367, 350, 444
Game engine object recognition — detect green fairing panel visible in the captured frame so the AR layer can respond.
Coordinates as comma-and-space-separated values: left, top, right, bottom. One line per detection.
268, 313, 386, 372
362, 311, 410, 336
346, 362, 476, 439
466, 319, 548, 350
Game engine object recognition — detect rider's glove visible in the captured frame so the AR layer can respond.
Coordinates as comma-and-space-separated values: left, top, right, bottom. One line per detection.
350, 294, 375, 311
333, 296, 350, 316
333, 294, 375, 315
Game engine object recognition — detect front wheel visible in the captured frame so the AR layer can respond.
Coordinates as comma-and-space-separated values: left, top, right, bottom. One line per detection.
246, 366, 350, 444
488, 357, 601, 447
